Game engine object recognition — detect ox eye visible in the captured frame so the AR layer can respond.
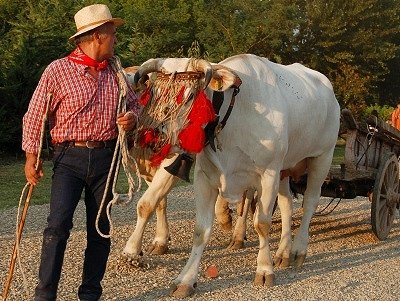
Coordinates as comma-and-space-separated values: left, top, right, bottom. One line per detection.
214, 77, 223, 90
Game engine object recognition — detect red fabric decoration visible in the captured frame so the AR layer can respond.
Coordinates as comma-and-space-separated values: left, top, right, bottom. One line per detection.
139, 129, 158, 148
139, 87, 151, 106
178, 123, 205, 153
178, 90, 215, 153
68, 47, 108, 70
176, 86, 185, 104
187, 90, 216, 125
150, 143, 172, 167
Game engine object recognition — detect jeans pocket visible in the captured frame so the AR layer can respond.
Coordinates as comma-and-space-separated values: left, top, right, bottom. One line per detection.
52, 144, 69, 170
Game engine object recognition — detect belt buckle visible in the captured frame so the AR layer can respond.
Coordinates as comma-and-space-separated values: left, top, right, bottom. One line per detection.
85, 140, 95, 149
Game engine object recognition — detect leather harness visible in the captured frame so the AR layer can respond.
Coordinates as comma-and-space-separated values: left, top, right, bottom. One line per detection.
205, 83, 241, 151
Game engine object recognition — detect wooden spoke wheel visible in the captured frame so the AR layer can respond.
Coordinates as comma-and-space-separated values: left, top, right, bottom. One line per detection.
371, 152, 399, 240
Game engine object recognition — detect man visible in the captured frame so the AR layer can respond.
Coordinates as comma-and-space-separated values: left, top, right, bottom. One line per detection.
391, 102, 400, 130
22, 4, 139, 301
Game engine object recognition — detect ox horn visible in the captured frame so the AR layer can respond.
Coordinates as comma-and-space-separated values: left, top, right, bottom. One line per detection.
133, 58, 165, 85
192, 59, 213, 89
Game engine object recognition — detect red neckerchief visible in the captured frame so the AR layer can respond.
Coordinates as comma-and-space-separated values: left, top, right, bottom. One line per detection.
67, 47, 108, 71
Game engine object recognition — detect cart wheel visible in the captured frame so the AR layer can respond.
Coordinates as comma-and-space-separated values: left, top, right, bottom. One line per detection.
371, 152, 399, 240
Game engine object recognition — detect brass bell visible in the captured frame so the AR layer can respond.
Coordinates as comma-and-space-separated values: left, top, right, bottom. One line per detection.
164, 153, 194, 182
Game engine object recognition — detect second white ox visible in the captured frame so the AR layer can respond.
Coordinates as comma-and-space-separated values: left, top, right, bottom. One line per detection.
130, 54, 340, 297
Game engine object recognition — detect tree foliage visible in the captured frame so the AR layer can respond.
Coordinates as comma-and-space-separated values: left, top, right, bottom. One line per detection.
0, 0, 399, 154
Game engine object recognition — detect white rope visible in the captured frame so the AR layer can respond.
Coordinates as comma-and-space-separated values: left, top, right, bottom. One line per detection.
95, 56, 142, 238
13, 93, 52, 300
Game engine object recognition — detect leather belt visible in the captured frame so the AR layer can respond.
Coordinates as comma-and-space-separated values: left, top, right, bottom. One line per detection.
58, 140, 116, 149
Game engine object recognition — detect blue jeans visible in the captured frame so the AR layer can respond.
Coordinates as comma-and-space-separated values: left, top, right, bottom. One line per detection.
34, 145, 115, 301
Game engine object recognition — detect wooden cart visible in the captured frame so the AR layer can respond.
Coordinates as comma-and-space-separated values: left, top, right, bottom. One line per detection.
290, 109, 400, 240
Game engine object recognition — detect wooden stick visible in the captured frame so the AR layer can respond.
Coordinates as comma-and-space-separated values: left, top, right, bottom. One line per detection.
2, 184, 34, 301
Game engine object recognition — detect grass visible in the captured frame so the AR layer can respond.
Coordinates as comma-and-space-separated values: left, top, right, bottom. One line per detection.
332, 142, 345, 165
0, 157, 53, 209
0, 143, 344, 211
0, 154, 193, 210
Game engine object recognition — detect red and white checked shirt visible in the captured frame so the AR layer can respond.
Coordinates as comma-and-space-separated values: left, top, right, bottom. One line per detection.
22, 56, 140, 154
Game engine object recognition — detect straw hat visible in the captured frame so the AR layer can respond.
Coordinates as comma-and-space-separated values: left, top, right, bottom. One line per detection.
69, 4, 124, 41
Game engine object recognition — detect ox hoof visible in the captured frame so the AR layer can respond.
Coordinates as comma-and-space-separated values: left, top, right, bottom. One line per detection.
120, 251, 146, 268
169, 283, 195, 298
147, 243, 168, 255
254, 272, 275, 287
226, 239, 244, 250
289, 253, 306, 269
274, 256, 290, 268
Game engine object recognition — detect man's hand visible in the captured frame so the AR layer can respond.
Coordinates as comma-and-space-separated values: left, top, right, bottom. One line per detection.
117, 111, 136, 132
25, 152, 43, 186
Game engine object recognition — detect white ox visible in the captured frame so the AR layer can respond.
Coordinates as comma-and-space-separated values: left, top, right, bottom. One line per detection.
121, 67, 252, 258
130, 54, 340, 297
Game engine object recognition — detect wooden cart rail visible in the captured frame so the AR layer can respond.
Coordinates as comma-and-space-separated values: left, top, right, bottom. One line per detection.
290, 109, 400, 240
339, 109, 400, 182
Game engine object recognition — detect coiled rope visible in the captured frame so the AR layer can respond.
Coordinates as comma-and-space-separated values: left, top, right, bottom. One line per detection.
95, 56, 142, 238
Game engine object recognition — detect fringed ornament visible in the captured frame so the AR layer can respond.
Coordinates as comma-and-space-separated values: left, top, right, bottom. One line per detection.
176, 86, 185, 104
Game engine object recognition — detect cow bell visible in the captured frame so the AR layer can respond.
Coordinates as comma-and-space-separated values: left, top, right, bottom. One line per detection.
164, 153, 194, 182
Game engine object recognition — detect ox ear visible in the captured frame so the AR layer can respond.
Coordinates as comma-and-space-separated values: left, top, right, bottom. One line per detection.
209, 65, 238, 92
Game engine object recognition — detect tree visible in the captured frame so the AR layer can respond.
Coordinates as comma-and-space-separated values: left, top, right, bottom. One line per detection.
118, 0, 195, 66
192, 0, 275, 62
0, 0, 76, 153
279, 0, 400, 113
0, 0, 399, 154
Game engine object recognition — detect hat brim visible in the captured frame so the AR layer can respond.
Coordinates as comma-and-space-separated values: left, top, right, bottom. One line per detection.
69, 18, 124, 42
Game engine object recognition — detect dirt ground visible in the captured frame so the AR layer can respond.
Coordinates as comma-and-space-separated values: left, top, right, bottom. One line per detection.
1, 185, 399, 301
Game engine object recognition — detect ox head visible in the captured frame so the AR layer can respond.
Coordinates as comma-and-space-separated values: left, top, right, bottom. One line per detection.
132, 58, 212, 90
126, 58, 240, 173
129, 58, 239, 93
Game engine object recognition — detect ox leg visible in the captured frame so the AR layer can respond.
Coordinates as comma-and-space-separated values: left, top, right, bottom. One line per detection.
215, 195, 232, 232
227, 189, 255, 250
122, 162, 177, 264
274, 177, 293, 268
170, 172, 218, 298
147, 196, 169, 255
290, 151, 334, 268
253, 174, 279, 287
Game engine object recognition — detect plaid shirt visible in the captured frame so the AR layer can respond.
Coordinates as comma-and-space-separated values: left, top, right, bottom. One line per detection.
22, 56, 140, 154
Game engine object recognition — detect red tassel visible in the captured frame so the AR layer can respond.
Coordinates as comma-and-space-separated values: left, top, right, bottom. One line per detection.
139, 129, 158, 147
176, 86, 185, 104
178, 123, 205, 153
139, 87, 151, 106
150, 143, 172, 167
188, 90, 216, 125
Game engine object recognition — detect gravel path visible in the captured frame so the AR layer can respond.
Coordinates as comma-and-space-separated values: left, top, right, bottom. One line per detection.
1, 185, 400, 301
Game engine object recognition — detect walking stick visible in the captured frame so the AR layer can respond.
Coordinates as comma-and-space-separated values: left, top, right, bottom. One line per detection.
2, 93, 52, 301
2, 183, 34, 301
